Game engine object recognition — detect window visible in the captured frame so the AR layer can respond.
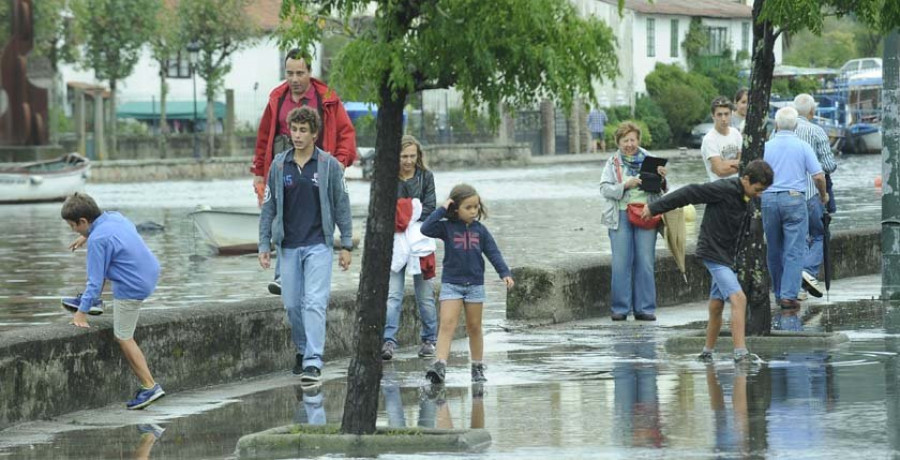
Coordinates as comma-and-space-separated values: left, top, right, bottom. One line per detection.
862, 59, 879, 70
742, 22, 750, 53
704, 27, 729, 55
166, 52, 192, 79
670, 19, 679, 57
647, 18, 656, 57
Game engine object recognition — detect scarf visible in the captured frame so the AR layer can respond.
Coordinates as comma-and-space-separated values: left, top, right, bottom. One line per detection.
618, 148, 646, 177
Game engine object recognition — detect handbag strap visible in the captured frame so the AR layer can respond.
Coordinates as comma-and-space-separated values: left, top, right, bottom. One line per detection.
613, 155, 623, 183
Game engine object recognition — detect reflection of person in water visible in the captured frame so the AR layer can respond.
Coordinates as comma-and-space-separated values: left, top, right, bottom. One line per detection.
612, 340, 664, 447
418, 384, 485, 430
294, 385, 326, 425
134, 424, 164, 460
773, 306, 803, 331
706, 366, 750, 457
767, 351, 835, 452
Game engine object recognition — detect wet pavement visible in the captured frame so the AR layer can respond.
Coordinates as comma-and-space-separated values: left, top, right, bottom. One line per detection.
1, 274, 898, 459
0, 152, 882, 329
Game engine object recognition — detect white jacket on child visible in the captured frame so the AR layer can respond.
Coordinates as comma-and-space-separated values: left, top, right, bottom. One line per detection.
391, 198, 437, 275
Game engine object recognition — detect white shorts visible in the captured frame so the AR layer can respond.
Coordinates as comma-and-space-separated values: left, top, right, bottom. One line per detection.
113, 299, 143, 340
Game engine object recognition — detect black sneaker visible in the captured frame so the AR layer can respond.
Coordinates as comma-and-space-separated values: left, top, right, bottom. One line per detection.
471, 363, 487, 383
268, 281, 282, 296
292, 354, 304, 375
301, 366, 321, 384
381, 341, 395, 361
698, 350, 714, 363
426, 361, 446, 384
471, 382, 485, 399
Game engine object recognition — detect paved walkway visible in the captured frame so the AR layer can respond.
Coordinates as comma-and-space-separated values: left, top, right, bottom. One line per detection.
0, 274, 887, 458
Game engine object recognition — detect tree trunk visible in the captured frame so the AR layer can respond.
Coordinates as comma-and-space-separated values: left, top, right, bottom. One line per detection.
206, 93, 215, 157
159, 71, 169, 159
737, 0, 778, 336
109, 79, 117, 159
340, 79, 407, 435
882, 30, 900, 299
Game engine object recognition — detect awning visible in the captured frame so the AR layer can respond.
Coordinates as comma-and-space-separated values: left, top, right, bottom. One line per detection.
116, 101, 226, 121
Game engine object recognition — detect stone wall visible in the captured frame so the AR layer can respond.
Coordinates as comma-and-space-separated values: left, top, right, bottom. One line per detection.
0, 290, 460, 431
83, 142, 531, 183
507, 227, 881, 324
59, 135, 257, 161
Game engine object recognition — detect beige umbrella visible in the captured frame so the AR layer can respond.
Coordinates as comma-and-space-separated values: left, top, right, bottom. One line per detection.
661, 207, 688, 283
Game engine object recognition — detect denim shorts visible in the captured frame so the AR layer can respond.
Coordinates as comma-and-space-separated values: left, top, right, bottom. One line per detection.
703, 260, 743, 302
438, 282, 486, 303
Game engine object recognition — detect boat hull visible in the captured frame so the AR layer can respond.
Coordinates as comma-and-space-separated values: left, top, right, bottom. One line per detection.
0, 155, 90, 204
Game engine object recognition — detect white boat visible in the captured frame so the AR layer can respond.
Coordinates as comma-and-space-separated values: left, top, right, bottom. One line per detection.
190, 206, 261, 255
0, 153, 90, 204
190, 206, 362, 255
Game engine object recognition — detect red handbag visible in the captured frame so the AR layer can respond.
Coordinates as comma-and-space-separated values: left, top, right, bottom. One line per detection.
615, 156, 661, 230
627, 203, 661, 230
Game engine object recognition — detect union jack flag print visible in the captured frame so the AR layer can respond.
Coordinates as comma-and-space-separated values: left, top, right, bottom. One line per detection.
453, 231, 480, 250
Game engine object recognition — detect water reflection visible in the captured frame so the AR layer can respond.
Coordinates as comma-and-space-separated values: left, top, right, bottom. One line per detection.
612, 340, 664, 448
134, 424, 165, 460
294, 385, 327, 425
773, 307, 803, 331
706, 365, 750, 457
766, 351, 835, 455
381, 363, 484, 430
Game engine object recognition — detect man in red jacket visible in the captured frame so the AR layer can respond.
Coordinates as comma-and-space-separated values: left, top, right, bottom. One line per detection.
252, 49, 357, 199
252, 49, 357, 294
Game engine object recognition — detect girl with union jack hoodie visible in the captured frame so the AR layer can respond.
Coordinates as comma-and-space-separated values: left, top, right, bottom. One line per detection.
420, 184, 514, 385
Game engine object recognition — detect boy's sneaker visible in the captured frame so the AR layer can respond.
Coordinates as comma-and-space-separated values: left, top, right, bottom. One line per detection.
426, 361, 446, 384
801, 271, 824, 298
137, 423, 166, 439
734, 352, 764, 365
300, 366, 321, 384
126, 383, 165, 410
797, 290, 809, 301
417, 341, 436, 358
698, 350, 714, 363
381, 341, 395, 361
471, 363, 488, 383
267, 281, 282, 296
61, 294, 104, 315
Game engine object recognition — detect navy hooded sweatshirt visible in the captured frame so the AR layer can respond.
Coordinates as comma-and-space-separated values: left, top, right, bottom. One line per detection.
420, 207, 511, 286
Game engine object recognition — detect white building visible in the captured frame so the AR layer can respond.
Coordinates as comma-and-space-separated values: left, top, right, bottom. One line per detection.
574, 0, 782, 108
58, 2, 316, 130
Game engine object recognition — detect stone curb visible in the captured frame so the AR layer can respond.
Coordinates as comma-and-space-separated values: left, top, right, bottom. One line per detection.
235, 424, 491, 459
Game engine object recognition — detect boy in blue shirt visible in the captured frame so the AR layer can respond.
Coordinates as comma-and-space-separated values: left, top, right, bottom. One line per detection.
61, 193, 165, 410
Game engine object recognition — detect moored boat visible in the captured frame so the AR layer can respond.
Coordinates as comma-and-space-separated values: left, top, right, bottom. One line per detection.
0, 153, 90, 204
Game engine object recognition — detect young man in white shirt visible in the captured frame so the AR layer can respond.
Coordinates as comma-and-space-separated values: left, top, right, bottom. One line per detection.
701, 97, 743, 183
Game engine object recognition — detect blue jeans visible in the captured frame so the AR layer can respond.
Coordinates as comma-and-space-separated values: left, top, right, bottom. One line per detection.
384, 267, 437, 345
281, 244, 333, 370
803, 197, 825, 277
762, 192, 808, 301
609, 210, 658, 316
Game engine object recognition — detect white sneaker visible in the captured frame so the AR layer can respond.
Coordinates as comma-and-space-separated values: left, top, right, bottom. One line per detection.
797, 290, 808, 301
801, 271, 824, 298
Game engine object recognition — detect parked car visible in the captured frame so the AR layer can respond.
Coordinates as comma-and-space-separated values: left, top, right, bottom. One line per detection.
689, 116, 714, 148
839, 58, 881, 78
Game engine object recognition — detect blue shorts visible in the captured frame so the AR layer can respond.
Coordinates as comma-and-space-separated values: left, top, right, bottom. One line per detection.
438, 283, 486, 303
703, 260, 743, 302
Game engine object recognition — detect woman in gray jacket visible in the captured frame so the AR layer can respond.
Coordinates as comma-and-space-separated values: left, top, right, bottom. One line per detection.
599, 122, 667, 321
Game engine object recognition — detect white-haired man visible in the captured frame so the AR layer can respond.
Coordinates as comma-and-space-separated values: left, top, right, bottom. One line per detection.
762, 107, 828, 310
793, 93, 837, 299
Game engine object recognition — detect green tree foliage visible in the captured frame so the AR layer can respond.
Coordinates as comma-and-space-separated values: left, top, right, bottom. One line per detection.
177, 0, 258, 156
34, 0, 80, 71
72, 0, 158, 158
682, 18, 709, 71
149, 1, 182, 141
645, 63, 717, 142
784, 16, 881, 68
635, 95, 672, 148
280, 0, 622, 435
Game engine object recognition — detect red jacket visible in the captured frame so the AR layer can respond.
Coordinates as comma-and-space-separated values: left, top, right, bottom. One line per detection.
250, 78, 357, 181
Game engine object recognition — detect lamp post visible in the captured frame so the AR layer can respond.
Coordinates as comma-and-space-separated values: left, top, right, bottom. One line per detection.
187, 40, 201, 159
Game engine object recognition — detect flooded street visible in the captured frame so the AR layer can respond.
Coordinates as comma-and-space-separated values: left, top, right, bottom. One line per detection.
1, 282, 898, 459
0, 153, 882, 329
